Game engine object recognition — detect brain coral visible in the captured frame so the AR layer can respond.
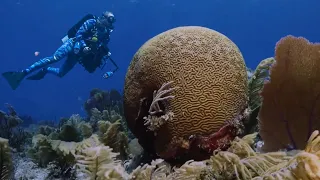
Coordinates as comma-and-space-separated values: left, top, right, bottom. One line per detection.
123, 26, 248, 160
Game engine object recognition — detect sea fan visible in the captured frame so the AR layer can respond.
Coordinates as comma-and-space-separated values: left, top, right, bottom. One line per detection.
258, 35, 320, 151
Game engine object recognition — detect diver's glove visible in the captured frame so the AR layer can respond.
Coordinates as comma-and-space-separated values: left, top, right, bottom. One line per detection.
83, 47, 91, 54
103, 71, 114, 79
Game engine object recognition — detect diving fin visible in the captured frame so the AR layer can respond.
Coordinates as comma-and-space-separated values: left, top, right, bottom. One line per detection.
2, 71, 26, 90
26, 69, 47, 80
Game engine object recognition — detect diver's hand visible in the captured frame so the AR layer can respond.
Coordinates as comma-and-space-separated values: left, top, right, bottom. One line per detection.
83, 47, 91, 54
103, 71, 114, 79
74, 47, 80, 54
74, 42, 81, 54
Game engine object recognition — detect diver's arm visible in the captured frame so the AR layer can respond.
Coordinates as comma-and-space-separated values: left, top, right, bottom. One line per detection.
75, 19, 96, 47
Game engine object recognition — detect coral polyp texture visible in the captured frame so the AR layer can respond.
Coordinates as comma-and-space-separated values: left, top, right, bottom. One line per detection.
258, 35, 320, 152
123, 26, 248, 160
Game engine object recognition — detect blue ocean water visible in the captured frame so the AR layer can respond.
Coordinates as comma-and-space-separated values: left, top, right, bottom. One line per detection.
0, 0, 318, 121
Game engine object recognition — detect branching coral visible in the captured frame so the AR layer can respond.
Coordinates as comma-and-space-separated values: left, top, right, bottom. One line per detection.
179, 133, 291, 180
248, 57, 275, 112
28, 133, 101, 168
28, 134, 57, 167
168, 160, 208, 180
253, 130, 320, 179
84, 88, 123, 118
258, 35, 320, 152
155, 130, 320, 180
245, 57, 275, 134
90, 107, 123, 130
142, 81, 177, 135
148, 81, 176, 115
209, 150, 289, 179
129, 159, 171, 180
88, 102, 133, 140
58, 114, 93, 142
75, 145, 128, 180
292, 130, 320, 179
30, 128, 317, 180
0, 138, 13, 180
144, 112, 174, 136
98, 120, 129, 160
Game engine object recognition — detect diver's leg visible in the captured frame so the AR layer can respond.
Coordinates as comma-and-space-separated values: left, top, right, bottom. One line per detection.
24, 39, 74, 75
46, 55, 78, 78
2, 39, 74, 89
26, 39, 75, 80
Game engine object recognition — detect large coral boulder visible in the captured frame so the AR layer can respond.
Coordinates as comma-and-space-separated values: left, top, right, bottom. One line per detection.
123, 26, 248, 160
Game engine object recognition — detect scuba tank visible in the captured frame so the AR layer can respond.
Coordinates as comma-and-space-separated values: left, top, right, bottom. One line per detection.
61, 14, 96, 43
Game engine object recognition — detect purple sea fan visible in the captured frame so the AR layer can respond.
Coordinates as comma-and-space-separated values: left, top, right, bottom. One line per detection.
258, 35, 320, 152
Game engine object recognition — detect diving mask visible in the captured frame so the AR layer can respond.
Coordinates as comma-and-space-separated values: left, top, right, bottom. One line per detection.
99, 11, 116, 27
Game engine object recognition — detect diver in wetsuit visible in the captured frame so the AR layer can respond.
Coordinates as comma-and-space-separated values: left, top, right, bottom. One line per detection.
2, 11, 119, 90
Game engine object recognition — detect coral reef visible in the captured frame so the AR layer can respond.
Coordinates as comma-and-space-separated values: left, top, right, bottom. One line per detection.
258, 35, 320, 152
58, 114, 93, 142
0, 104, 31, 152
38, 120, 56, 127
13, 129, 320, 180
0, 137, 13, 180
85, 88, 133, 139
84, 88, 123, 117
123, 26, 248, 161
38, 125, 55, 136
122, 130, 320, 179
6, 29, 320, 180
19, 115, 34, 127
23, 110, 129, 179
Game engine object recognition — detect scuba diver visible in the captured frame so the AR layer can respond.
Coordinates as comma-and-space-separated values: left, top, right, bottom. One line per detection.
2, 11, 119, 90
